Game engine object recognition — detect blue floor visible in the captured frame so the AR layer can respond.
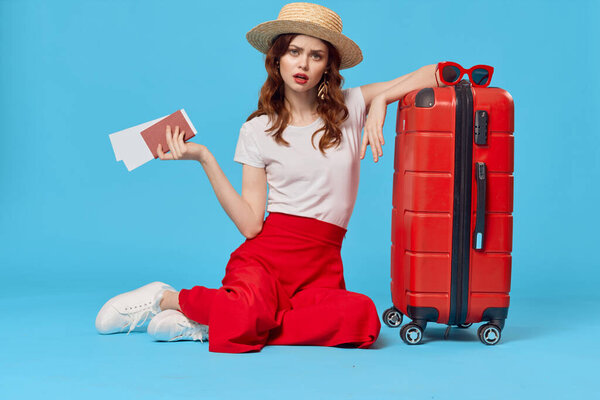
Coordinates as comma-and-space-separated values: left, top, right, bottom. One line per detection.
1, 289, 597, 399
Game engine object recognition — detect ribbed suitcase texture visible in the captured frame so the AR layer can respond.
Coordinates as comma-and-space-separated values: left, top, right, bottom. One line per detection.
383, 81, 514, 345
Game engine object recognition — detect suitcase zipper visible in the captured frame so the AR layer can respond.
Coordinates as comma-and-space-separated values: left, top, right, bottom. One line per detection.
449, 81, 474, 325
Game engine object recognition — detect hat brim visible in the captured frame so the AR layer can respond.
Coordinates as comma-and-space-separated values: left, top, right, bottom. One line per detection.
246, 20, 362, 70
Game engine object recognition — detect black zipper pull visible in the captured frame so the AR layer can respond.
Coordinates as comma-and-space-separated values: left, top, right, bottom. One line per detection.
475, 110, 488, 145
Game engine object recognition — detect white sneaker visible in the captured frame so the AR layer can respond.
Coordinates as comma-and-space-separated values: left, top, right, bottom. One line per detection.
148, 309, 209, 342
95, 281, 175, 334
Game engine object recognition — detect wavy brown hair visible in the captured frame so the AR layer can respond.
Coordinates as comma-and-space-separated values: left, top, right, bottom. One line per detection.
246, 34, 348, 154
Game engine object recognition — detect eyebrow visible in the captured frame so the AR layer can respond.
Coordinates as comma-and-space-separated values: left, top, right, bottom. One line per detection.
289, 45, 326, 54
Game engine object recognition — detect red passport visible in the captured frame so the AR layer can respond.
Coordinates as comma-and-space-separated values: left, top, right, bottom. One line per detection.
140, 109, 197, 158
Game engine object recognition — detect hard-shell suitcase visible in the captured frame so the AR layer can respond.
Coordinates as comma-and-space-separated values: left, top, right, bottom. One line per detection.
382, 80, 514, 345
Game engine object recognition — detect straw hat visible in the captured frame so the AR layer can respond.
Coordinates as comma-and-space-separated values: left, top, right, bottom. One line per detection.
246, 2, 362, 70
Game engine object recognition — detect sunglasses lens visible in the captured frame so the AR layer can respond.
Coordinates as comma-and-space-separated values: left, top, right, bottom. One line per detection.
471, 69, 490, 86
442, 66, 461, 83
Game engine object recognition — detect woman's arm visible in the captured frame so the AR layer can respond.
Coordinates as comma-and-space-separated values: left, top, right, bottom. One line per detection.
158, 125, 267, 239
359, 64, 443, 162
199, 152, 267, 239
360, 64, 442, 111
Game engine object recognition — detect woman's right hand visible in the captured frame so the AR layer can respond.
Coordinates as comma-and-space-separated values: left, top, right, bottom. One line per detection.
157, 125, 207, 162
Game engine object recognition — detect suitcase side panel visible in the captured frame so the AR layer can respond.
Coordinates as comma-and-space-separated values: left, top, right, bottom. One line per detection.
391, 87, 456, 324
466, 87, 514, 323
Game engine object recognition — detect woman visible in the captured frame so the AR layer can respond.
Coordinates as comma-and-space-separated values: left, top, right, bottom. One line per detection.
96, 2, 442, 353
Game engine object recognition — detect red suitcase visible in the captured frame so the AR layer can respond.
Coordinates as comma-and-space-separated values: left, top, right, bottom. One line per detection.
382, 80, 514, 345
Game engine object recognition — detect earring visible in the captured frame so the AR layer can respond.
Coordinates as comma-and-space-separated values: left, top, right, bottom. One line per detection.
318, 71, 329, 100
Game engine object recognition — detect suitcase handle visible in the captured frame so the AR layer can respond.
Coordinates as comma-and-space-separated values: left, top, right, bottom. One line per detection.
473, 162, 487, 250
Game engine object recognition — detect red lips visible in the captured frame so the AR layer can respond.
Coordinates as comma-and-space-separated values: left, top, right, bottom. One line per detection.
293, 73, 309, 84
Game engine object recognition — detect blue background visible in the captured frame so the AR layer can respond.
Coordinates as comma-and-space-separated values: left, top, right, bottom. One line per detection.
1, 0, 598, 398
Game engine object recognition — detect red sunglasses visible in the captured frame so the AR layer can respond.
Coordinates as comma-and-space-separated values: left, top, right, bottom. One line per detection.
437, 61, 494, 87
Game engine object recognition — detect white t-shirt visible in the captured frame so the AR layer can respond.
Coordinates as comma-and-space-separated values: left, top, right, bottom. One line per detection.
234, 87, 366, 229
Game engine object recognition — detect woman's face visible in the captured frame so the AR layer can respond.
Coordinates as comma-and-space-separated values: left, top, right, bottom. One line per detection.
278, 35, 329, 95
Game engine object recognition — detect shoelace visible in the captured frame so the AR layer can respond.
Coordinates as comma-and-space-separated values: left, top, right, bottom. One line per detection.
169, 320, 208, 342
122, 301, 158, 334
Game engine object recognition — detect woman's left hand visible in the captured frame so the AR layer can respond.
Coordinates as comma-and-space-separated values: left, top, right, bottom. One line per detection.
360, 94, 387, 163
157, 125, 207, 162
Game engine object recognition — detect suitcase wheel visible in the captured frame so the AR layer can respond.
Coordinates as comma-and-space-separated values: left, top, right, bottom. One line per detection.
457, 323, 472, 329
382, 307, 403, 328
400, 323, 424, 345
477, 323, 501, 345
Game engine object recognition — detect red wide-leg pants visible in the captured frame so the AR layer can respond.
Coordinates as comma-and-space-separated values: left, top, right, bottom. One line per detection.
178, 213, 381, 353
